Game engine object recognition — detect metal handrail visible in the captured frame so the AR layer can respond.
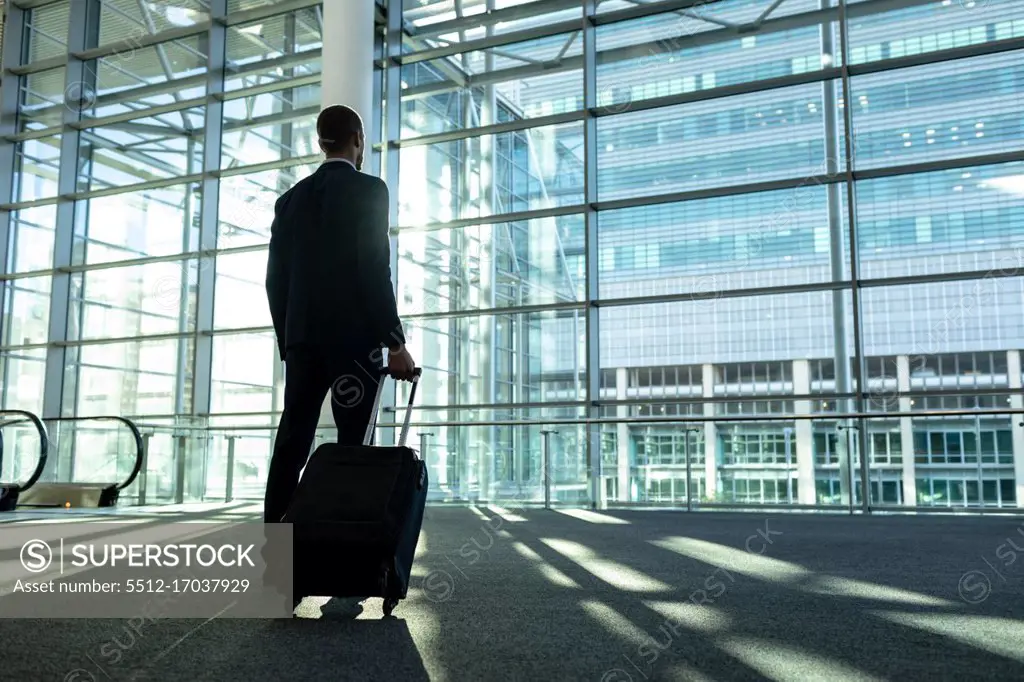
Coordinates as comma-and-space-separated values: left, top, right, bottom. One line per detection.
131, 407, 1024, 433
42, 416, 146, 491
116, 385, 1023, 421
0, 410, 49, 493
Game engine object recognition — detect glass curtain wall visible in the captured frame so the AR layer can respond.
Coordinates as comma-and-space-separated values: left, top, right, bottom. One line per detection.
1, 0, 1022, 511
388, 0, 1024, 510
0, 0, 325, 503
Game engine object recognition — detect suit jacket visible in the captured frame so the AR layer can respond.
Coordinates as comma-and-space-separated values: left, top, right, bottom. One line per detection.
265, 160, 405, 362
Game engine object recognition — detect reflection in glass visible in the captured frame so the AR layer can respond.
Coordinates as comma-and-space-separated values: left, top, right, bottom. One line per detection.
78, 110, 206, 191
13, 137, 61, 203
397, 214, 585, 315
8, 206, 58, 274
73, 183, 202, 265
2, 278, 52, 348
24, 1, 71, 64
398, 122, 584, 226
211, 332, 278, 415
97, 0, 210, 46
221, 88, 320, 169
401, 32, 584, 138
66, 338, 192, 417
217, 163, 320, 248
18, 68, 67, 131
68, 260, 201, 342
85, 37, 208, 119
0, 348, 48, 417
396, 309, 586, 410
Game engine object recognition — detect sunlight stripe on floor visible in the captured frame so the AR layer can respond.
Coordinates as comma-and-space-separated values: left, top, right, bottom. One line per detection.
808, 576, 956, 607
651, 537, 809, 583
653, 538, 952, 606
870, 611, 1024, 662
717, 636, 887, 682
485, 505, 527, 522
581, 600, 718, 682
554, 509, 630, 524
469, 506, 489, 520
541, 538, 671, 592
415, 531, 427, 558
581, 600, 650, 647
644, 600, 734, 634
510, 541, 581, 588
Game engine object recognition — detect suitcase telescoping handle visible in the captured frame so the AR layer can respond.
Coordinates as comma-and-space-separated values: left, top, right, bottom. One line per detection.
363, 367, 422, 449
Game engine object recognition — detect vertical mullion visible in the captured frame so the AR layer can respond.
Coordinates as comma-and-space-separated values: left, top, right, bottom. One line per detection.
0, 3, 28, 361
40, 0, 97, 482
370, 12, 385, 179
820, 0, 852, 508
192, 0, 227, 422
836, 0, 870, 512
382, 0, 403, 448
583, 0, 601, 509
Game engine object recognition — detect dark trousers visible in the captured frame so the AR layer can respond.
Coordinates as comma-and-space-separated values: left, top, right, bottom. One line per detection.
264, 344, 382, 522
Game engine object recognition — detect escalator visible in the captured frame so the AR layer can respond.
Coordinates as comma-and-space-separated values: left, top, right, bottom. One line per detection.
0, 410, 49, 512
0, 413, 144, 511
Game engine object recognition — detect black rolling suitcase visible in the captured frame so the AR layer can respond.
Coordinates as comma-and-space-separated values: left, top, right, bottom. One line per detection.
283, 367, 428, 617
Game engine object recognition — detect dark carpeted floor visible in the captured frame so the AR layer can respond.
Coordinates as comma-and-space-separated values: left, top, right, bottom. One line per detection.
3, 505, 1024, 681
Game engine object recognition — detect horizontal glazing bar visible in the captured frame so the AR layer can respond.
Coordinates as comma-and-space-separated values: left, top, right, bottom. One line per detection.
369, 408, 1024, 429
64, 95, 210, 131
6, 55, 66, 76
72, 22, 212, 63
400, 17, 584, 65
221, 0, 330, 27
0, 242, 266, 283
395, 110, 585, 148
213, 154, 322, 178
3, 255, 1020, 324
407, 0, 582, 37
216, 74, 322, 104
129, 409, 1024, 432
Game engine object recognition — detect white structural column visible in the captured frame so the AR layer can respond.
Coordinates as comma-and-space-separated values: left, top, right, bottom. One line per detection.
616, 367, 630, 502
897, 355, 917, 506
792, 360, 816, 504
316, 0, 379, 432
321, 0, 377, 121
702, 364, 717, 499
1007, 350, 1024, 507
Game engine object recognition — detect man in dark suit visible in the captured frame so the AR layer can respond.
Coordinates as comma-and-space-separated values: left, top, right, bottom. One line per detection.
263, 105, 416, 525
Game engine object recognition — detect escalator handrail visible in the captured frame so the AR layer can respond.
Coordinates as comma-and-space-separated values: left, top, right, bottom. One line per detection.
0, 410, 49, 493
41, 416, 145, 492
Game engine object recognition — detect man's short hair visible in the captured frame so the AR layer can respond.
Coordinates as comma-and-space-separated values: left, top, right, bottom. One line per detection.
317, 105, 363, 153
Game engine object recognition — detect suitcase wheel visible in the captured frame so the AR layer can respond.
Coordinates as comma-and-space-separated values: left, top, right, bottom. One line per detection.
383, 597, 399, 617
